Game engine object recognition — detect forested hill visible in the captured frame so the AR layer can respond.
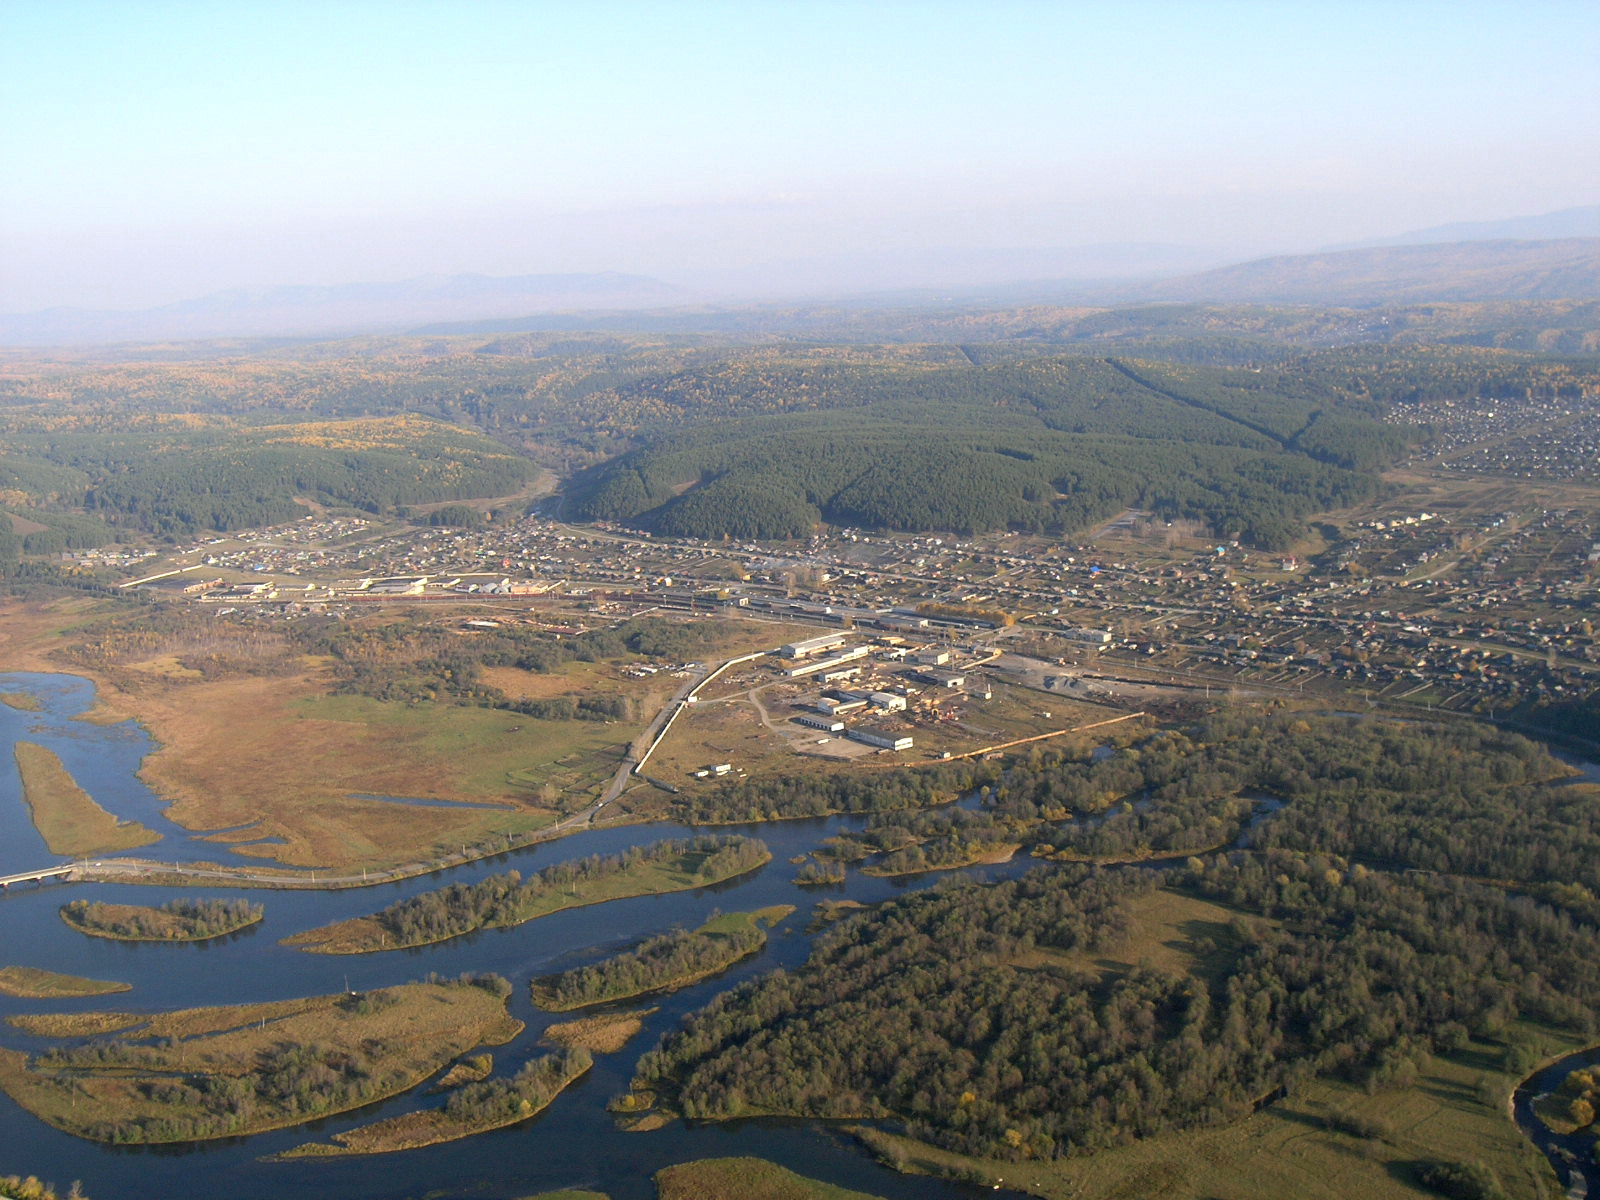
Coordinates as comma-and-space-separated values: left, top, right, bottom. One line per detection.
0, 415, 531, 544
2, 333, 1596, 551
566, 353, 1408, 547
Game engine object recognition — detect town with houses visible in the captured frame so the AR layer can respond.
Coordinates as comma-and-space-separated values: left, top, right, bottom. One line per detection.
66, 405, 1597, 777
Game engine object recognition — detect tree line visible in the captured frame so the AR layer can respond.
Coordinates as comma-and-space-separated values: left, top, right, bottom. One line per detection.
368, 836, 767, 948
533, 920, 767, 1011
59, 898, 262, 941
627, 713, 1600, 1166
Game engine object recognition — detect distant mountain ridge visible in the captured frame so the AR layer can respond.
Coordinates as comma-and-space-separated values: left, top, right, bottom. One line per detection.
6, 215, 1600, 347
1327, 205, 1600, 250
1128, 238, 1600, 306
0, 272, 680, 346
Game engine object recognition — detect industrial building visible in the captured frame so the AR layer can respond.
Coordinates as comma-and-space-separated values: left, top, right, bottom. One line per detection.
783, 645, 871, 678
817, 696, 869, 716
849, 726, 914, 752
797, 715, 846, 732
1066, 628, 1114, 645
781, 632, 850, 659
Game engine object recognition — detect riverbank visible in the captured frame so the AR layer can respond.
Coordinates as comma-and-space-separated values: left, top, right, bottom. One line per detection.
859, 842, 1020, 877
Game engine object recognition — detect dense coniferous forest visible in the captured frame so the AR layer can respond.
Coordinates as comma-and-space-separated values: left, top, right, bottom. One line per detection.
0, 415, 530, 539
628, 715, 1600, 1165
564, 352, 1403, 546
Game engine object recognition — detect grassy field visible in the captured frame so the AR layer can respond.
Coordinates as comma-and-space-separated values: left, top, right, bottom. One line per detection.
654, 1157, 887, 1200
479, 658, 628, 703
1010, 887, 1272, 986
287, 840, 774, 954
133, 672, 610, 869
295, 692, 630, 802
0, 966, 129, 999
542, 1008, 659, 1054
13, 742, 159, 857
0, 980, 523, 1144
700, 905, 793, 934
6, 1012, 145, 1038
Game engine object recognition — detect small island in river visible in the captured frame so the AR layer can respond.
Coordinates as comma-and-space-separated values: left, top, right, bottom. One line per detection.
14, 741, 158, 856
531, 906, 791, 1012
0, 976, 523, 1143
0, 966, 130, 999
59, 898, 263, 942
285, 835, 769, 955
277, 1048, 591, 1158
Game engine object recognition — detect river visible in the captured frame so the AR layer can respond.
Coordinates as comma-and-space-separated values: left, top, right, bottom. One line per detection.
1514, 1048, 1600, 1199
3, 671, 1591, 1199
0, 672, 1030, 1199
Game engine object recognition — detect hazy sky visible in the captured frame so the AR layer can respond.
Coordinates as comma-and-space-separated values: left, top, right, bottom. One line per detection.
3, 0, 1596, 309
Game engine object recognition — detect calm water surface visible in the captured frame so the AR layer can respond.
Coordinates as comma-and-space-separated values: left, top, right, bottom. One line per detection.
0, 672, 1024, 1199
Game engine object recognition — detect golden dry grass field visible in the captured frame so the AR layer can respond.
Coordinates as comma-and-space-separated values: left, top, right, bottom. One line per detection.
541, 1008, 659, 1055
654, 1157, 886, 1200
0, 966, 129, 999
12, 741, 158, 856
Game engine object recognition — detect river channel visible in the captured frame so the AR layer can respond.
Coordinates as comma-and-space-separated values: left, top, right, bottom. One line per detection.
0, 673, 1034, 1200
3, 672, 1589, 1199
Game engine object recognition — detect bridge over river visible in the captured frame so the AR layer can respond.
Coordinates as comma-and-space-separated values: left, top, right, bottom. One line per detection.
0, 865, 75, 889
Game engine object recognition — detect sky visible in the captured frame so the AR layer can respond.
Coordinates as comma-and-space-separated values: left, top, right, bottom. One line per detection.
2, 0, 1597, 310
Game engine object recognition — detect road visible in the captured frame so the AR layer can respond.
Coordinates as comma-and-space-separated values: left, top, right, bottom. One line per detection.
594, 668, 707, 809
